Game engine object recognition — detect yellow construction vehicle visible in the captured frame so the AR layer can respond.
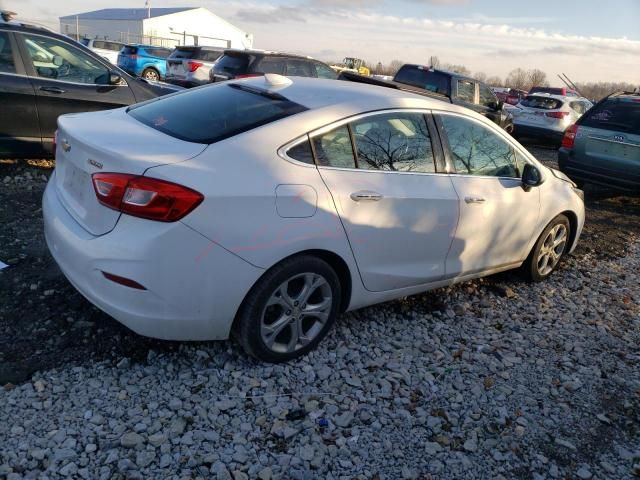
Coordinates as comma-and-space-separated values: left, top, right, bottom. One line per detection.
330, 57, 370, 76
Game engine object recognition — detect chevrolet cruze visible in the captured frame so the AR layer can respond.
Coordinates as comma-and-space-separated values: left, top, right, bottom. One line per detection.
43, 75, 585, 362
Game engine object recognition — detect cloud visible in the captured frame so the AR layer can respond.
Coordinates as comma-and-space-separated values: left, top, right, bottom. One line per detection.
235, 6, 307, 24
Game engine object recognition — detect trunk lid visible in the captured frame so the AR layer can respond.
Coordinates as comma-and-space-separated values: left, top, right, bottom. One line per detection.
54, 108, 206, 236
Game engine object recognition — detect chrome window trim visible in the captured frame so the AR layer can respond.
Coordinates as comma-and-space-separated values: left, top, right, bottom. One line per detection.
14, 30, 128, 87
435, 109, 536, 181
587, 135, 640, 149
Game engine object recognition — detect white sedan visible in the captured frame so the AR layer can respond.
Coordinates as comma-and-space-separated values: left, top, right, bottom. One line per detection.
43, 75, 585, 362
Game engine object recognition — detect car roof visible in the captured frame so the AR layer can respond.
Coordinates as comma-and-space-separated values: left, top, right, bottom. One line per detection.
525, 92, 587, 101
223, 49, 316, 61
175, 45, 223, 50
234, 75, 478, 114
125, 43, 170, 48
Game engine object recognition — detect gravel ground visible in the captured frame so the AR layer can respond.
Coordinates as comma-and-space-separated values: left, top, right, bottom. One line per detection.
1, 145, 639, 479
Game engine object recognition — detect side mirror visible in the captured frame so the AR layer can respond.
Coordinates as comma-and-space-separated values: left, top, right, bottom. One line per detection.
109, 72, 123, 85
522, 163, 543, 191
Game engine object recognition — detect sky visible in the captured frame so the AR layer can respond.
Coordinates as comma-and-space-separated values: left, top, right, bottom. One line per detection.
9, 0, 640, 84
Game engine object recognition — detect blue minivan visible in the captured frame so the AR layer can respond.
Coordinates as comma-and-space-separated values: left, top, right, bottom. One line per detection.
117, 44, 172, 81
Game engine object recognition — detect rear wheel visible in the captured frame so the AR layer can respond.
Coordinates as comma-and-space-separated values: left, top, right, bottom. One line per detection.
142, 68, 160, 81
523, 215, 571, 282
234, 255, 341, 362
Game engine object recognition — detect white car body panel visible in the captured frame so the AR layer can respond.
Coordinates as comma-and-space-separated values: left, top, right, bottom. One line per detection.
42, 77, 585, 341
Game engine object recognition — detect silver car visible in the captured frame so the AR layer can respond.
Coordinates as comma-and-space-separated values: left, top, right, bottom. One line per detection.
165, 45, 223, 87
513, 93, 593, 144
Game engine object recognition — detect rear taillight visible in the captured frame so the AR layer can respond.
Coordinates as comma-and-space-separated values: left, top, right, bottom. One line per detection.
187, 61, 203, 72
561, 124, 579, 149
129, 54, 138, 60
91, 173, 203, 222
545, 111, 570, 119
236, 73, 262, 79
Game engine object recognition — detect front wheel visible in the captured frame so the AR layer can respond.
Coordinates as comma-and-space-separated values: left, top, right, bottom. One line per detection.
523, 215, 571, 282
234, 256, 341, 362
141, 68, 160, 81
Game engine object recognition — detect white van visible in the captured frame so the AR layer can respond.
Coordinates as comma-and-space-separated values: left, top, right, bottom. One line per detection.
80, 39, 123, 65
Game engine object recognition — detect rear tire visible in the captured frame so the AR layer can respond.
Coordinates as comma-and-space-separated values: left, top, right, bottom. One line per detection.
523, 214, 571, 282
142, 68, 160, 81
234, 255, 341, 363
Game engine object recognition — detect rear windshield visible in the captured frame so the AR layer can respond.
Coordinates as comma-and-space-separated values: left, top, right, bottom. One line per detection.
394, 67, 450, 96
122, 46, 138, 55
169, 47, 198, 59
520, 96, 563, 110
128, 84, 308, 144
213, 53, 250, 75
580, 98, 640, 135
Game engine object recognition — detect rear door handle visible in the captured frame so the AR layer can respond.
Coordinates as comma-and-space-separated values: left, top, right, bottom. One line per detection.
39, 86, 66, 94
350, 191, 383, 202
464, 196, 486, 204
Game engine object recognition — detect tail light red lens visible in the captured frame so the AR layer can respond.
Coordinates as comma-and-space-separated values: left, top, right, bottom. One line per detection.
561, 124, 579, 149
545, 111, 570, 119
187, 61, 203, 72
91, 173, 203, 222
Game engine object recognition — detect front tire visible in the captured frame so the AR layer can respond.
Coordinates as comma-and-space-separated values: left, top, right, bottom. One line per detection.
524, 214, 571, 282
234, 255, 341, 362
141, 68, 160, 81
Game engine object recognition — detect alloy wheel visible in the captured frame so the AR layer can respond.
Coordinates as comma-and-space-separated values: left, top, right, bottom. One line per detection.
143, 70, 159, 81
536, 223, 568, 276
260, 272, 333, 354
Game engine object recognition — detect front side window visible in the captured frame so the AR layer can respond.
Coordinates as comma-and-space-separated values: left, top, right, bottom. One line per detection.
456, 80, 475, 103
479, 84, 497, 107
440, 114, 519, 178
22, 33, 109, 84
0, 32, 16, 74
312, 126, 355, 168
315, 63, 337, 79
351, 112, 435, 173
129, 83, 307, 144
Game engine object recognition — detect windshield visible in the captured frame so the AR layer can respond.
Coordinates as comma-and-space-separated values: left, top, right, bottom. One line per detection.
128, 83, 308, 144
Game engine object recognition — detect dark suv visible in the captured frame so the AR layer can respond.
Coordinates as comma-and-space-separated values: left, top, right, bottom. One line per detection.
0, 14, 181, 158
210, 50, 337, 83
393, 65, 514, 133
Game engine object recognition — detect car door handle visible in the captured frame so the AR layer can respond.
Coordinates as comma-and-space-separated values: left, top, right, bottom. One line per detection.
39, 86, 66, 94
350, 191, 383, 202
464, 196, 486, 204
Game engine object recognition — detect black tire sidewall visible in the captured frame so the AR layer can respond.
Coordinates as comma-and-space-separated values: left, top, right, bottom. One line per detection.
527, 215, 571, 282
235, 256, 341, 363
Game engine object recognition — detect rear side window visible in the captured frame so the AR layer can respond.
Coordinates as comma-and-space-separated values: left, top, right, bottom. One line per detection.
581, 99, 640, 135
106, 42, 123, 51
286, 59, 314, 77
215, 53, 250, 75
146, 48, 171, 58
521, 96, 563, 110
456, 80, 475, 103
394, 67, 450, 96
315, 63, 337, 79
256, 57, 286, 75
93, 40, 106, 49
122, 46, 138, 55
286, 139, 314, 164
128, 84, 308, 144
0, 32, 16, 74
169, 48, 197, 59
199, 50, 222, 62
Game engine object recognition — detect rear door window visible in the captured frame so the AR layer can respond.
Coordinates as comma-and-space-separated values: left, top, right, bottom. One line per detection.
147, 48, 171, 58
312, 126, 356, 168
521, 96, 563, 110
581, 99, 640, 135
128, 83, 308, 144
479, 84, 497, 107
394, 66, 450, 95
456, 79, 475, 103
0, 32, 16, 74
122, 46, 138, 55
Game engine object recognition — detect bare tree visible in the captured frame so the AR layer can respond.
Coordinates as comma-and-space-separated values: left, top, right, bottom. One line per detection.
387, 59, 405, 76
474, 71, 487, 83
485, 76, 503, 87
445, 64, 471, 76
505, 68, 529, 90
527, 69, 548, 89
429, 56, 441, 68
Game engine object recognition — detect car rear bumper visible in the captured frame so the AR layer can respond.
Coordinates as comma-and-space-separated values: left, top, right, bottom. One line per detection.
513, 125, 565, 143
43, 175, 263, 341
558, 149, 640, 191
